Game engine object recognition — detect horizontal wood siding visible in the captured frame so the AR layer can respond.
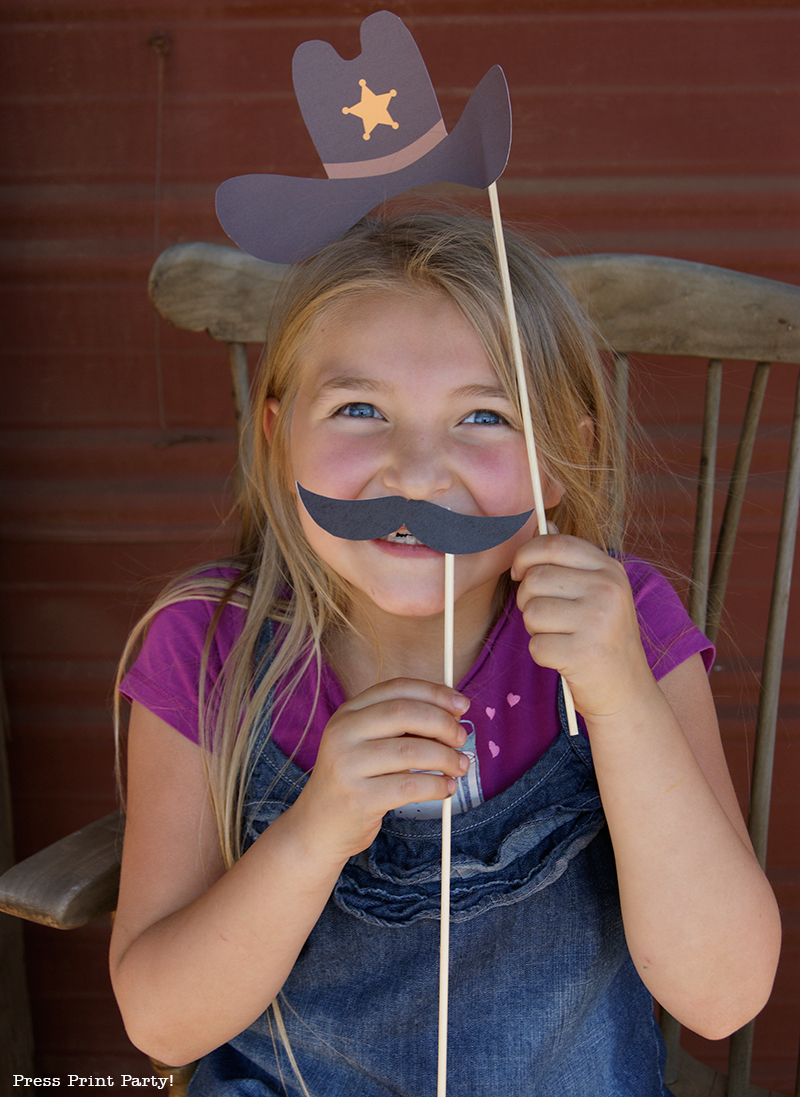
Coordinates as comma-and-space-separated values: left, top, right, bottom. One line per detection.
1, 1, 798, 1088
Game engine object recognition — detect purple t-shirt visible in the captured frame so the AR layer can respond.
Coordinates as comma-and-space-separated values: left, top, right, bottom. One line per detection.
121, 558, 713, 810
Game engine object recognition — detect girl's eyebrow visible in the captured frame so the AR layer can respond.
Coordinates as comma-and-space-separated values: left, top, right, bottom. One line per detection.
454, 383, 513, 403
311, 375, 391, 404
310, 377, 512, 405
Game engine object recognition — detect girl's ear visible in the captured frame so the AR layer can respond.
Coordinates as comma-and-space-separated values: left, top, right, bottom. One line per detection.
543, 476, 566, 511
578, 415, 595, 453
263, 397, 281, 444
542, 417, 594, 511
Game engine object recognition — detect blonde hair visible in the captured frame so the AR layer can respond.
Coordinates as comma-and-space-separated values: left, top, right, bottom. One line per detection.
116, 210, 625, 865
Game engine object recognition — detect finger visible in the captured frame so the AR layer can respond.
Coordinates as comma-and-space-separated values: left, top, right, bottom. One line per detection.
519, 583, 636, 651
340, 677, 470, 720
516, 565, 590, 605
514, 553, 630, 614
332, 694, 469, 749
511, 533, 606, 582
371, 771, 461, 812
360, 736, 472, 782
519, 593, 584, 636
524, 630, 575, 678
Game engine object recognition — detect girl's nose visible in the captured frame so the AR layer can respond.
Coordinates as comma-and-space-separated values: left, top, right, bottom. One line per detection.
381, 432, 454, 500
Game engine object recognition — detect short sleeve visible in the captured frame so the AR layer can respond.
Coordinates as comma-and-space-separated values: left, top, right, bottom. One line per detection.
624, 557, 715, 679
120, 576, 246, 743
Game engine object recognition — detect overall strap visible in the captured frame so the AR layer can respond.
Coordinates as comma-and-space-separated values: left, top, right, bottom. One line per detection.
240, 618, 311, 854
556, 677, 592, 764
250, 615, 277, 760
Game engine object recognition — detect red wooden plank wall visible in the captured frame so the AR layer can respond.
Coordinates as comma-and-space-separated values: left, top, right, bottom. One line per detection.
1, 0, 798, 1088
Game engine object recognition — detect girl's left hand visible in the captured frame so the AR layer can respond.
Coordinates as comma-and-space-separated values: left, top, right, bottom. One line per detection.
514, 534, 783, 1038
511, 533, 654, 720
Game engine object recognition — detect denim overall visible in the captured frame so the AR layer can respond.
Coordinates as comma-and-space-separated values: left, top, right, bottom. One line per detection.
189, 622, 670, 1096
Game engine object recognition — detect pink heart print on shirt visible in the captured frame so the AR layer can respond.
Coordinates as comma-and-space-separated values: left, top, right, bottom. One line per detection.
485, 707, 496, 720
488, 741, 500, 758
507, 693, 521, 707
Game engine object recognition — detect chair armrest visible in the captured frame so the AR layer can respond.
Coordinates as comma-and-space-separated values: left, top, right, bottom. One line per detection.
0, 810, 123, 929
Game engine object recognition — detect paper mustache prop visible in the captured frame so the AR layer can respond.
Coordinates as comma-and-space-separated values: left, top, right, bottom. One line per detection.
296, 484, 533, 555
216, 10, 511, 263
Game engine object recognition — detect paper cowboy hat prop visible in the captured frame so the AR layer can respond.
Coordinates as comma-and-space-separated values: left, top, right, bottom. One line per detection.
215, 10, 512, 264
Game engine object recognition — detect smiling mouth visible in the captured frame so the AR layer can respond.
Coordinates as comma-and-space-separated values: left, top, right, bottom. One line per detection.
381, 528, 423, 546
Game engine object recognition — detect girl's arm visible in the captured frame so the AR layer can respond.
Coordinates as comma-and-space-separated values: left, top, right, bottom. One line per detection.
588, 653, 780, 1038
110, 702, 344, 1066
110, 683, 468, 1066
512, 535, 781, 1040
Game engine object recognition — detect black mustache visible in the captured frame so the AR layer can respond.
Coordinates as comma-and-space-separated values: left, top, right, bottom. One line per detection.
296, 484, 533, 555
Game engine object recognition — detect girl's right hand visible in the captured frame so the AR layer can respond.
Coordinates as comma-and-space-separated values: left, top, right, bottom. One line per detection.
112, 691, 472, 1065
293, 678, 471, 864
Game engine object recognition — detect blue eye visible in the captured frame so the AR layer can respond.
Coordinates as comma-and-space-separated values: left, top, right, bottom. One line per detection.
337, 402, 383, 419
463, 409, 506, 425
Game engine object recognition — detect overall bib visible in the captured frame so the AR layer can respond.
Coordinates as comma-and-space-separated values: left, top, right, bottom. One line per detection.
189, 622, 670, 1097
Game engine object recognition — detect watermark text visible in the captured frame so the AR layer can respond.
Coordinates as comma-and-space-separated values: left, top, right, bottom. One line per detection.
12, 1078, 172, 1089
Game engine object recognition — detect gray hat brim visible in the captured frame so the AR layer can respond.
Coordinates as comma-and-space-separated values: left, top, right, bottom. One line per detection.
215, 66, 512, 265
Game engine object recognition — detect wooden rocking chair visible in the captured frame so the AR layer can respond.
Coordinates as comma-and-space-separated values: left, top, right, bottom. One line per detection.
1, 241, 799, 1097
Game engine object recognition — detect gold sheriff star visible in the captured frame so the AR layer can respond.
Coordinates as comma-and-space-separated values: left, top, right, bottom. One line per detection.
342, 79, 399, 140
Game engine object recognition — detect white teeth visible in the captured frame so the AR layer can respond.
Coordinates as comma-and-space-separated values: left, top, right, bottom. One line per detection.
383, 530, 422, 546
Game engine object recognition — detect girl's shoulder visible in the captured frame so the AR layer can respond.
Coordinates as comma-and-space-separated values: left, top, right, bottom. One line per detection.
119, 564, 253, 743
620, 553, 690, 624
146, 564, 251, 651
161, 563, 251, 606
620, 554, 715, 678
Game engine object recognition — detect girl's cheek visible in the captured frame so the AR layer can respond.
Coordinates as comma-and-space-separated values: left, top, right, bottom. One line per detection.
460, 445, 535, 512
293, 435, 381, 495
462, 436, 563, 514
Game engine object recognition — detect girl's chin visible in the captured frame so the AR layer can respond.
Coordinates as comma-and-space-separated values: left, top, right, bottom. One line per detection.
351, 572, 503, 623
359, 590, 449, 620
318, 537, 510, 621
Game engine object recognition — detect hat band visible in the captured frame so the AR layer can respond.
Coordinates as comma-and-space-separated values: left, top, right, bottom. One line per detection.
323, 120, 447, 179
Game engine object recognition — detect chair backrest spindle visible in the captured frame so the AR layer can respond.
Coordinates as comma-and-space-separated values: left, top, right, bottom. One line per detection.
612, 352, 629, 535
227, 341, 251, 436
749, 368, 800, 865
689, 359, 723, 633
706, 361, 772, 643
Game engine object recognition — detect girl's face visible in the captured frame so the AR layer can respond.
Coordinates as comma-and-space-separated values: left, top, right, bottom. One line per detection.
266, 289, 563, 621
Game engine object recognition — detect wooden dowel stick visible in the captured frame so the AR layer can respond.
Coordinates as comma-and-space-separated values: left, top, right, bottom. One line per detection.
488, 183, 547, 530
488, 182, 579, 736
444, 554, 455, 691
438, 552, 455, 1097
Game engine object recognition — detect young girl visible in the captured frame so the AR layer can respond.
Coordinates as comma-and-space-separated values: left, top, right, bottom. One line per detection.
110, 212, 780, 1096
